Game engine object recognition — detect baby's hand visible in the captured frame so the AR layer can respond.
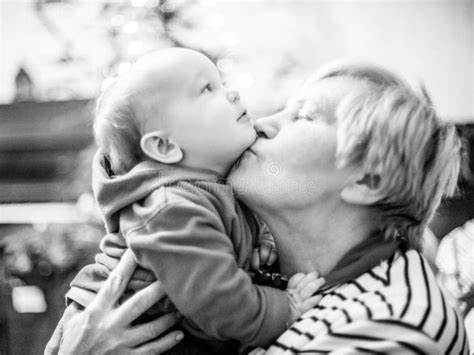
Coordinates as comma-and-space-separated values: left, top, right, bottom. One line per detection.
251, 242, 278, 271
286, 271, 325, 325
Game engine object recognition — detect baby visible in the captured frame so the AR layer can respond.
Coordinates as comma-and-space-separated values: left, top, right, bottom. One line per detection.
67, 48, 324, 354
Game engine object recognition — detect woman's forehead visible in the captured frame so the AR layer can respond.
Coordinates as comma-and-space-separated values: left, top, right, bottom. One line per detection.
288, 77, 361, 110
286, 80, 338, 112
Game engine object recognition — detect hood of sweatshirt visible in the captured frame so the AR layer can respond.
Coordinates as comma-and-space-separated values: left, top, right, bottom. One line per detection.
92, 150, 223, 233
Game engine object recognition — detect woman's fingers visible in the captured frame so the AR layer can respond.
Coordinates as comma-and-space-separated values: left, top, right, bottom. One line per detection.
131, 330, 184, 355
118, 281, 166, 325
93, 250, 137, 309
45, 302, 84, 355
44, 315, 64, 355
126, 312, 181, 347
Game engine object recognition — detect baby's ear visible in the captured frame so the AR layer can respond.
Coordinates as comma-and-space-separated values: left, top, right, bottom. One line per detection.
140, 131, 183, 164
340, 172, 384, 206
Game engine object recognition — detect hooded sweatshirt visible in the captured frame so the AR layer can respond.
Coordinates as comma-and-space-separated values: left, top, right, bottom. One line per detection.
67, 151, 290, 348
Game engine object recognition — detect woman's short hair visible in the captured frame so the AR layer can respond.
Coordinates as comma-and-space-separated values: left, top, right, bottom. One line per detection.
310, 61, 461, 250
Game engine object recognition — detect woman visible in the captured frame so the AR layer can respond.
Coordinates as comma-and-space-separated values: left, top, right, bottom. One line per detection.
47, 62, 469, 354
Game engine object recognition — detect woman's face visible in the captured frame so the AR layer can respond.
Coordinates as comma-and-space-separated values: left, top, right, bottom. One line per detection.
228, 78, 358, 213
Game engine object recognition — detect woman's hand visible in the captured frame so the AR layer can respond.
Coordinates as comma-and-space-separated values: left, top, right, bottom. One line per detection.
44, 250, 183, 355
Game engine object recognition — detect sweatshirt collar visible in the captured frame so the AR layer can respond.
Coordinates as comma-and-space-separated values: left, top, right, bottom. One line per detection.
92, 150, 226, 233
97, 149, 224, 185
127, 159, 224, 185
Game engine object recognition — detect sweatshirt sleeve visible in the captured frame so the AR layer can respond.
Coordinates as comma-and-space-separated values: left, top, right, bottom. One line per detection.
66, 243, 123, 308
66, 234, 150, 308
125, 200, 290, 347
66, 259, 113, 308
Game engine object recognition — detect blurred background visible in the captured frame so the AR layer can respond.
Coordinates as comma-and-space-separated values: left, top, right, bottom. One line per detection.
0, 0, 472, 353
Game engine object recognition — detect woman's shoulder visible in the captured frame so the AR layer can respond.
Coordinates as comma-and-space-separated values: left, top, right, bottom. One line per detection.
269, 249, 468, 354
305, 249, 453, 333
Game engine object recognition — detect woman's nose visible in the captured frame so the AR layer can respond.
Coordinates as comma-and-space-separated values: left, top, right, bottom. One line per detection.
253, 107, 296, 139
226, 90, 240, 103
253, 112, 281, 139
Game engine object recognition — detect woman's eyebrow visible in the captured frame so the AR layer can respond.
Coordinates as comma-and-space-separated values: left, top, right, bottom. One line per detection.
285, 98, 305, 112
313, 96, 336, 112
299, 99, 338, 123
299, 100, 322, 114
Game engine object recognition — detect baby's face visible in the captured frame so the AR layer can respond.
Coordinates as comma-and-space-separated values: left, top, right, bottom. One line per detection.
142, 50, 256, 175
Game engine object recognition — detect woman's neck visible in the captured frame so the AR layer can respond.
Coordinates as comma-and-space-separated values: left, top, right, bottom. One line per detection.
259, 198, 376, 278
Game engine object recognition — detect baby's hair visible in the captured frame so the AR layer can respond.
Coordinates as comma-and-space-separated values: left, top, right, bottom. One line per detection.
313, 62, 461, 250
94, 78, 143, 175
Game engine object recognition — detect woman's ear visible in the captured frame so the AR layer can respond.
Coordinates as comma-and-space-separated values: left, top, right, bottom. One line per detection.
340, 173, 384, 205
140, 131, 183, 164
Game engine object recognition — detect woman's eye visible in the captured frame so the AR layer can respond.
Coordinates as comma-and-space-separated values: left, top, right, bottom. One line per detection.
202, 83, 212, 93
295, 114, 312, 121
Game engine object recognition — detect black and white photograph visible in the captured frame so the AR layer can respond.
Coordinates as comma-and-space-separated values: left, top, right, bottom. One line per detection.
0, 0, 473, 354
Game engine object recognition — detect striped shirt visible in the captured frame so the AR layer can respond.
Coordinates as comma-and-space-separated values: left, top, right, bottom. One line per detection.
266, 250, 469, 354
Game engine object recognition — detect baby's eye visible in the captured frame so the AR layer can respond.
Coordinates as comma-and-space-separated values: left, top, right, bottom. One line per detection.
202, 83, 212, 94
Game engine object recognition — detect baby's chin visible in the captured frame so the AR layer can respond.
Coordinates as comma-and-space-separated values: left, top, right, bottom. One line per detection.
227, 161, 257, 204
224, 133, 256, 175
226, 146, 250, 180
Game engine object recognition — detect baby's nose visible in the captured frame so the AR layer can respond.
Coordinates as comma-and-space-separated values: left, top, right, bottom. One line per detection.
227, 90, 240, 103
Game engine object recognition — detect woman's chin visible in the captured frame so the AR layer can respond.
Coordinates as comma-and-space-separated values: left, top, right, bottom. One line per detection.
228, 161, 266, 206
